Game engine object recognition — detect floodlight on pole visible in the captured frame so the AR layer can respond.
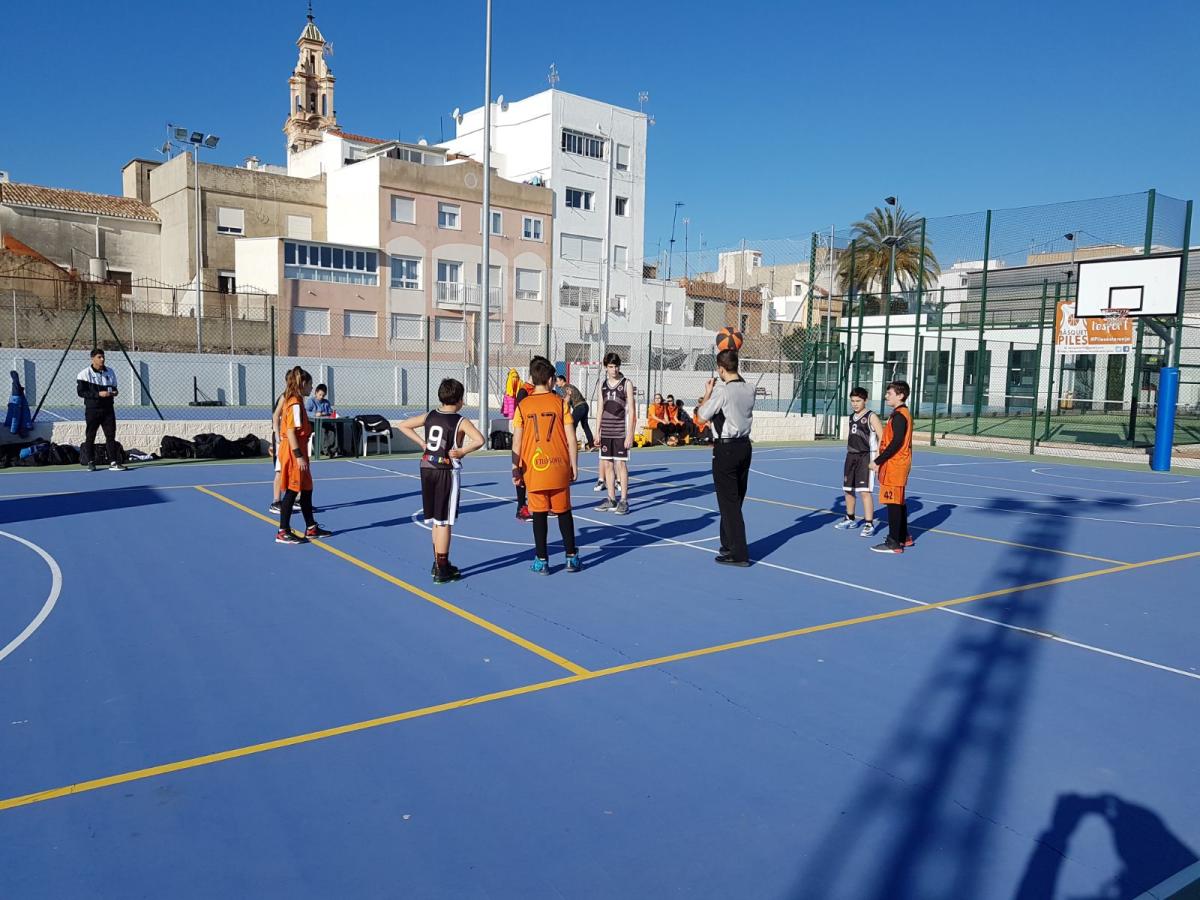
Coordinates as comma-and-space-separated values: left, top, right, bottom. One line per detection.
203, 135, 220, 149
171, 123, 221, 351
173, 126, 189, 142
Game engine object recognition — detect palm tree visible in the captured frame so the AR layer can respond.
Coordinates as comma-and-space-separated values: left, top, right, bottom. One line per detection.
837, 204, 940, 314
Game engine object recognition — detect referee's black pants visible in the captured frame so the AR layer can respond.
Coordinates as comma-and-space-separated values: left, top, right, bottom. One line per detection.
83, 408, 120, 465
712, 439, 752, 562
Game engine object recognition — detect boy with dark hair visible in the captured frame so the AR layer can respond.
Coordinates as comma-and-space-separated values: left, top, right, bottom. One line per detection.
834, 386, 884, 537
76, 348, 127, 471
556, 373, 595, 450
513, 356, 581, 574
870, 380, 915, 554
594, 351, 635, 514
398, 378, 485, 584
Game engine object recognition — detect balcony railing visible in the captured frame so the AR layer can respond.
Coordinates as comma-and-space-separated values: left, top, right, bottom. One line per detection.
436, 281, 502, 309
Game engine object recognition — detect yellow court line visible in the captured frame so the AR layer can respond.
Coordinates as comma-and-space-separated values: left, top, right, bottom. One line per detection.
5, 545, 1198, 814
193, 486, 589, 677
586, 465, 1128, 566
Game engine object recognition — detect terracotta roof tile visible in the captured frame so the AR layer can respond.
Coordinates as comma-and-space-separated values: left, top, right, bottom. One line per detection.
0, 182, 159, 223
327, 129, 386, 145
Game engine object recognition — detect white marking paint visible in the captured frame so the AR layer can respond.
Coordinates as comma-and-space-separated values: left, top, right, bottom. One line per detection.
0, 531, 63, 664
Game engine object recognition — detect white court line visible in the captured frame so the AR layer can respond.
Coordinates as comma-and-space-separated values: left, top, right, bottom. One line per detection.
1133, 496, 1200, 508
750, 467, 1200, 530
350, 461, 1200, 682
1031, 466, 1192, 486
0, 530, 63, 664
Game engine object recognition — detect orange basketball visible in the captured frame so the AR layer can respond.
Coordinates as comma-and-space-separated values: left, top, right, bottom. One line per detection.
715, 327, 744, 352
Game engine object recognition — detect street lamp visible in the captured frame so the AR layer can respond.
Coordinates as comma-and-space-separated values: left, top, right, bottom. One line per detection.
666, 201, 684, 280
171, 124, 221, 352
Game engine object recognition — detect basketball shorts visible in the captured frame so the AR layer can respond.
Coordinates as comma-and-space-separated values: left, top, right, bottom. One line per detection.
527, 486, 571, 514
843, 452, 874, 493
879, 483, 906, 505
279, 453, 314, 494
421, 467, 461, 526
599, 435, 629, 461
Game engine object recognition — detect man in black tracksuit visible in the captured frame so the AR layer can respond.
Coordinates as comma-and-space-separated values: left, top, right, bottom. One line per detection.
76, 348, 127, 471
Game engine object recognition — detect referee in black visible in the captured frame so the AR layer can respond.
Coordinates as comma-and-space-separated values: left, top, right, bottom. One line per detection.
697, 347, 755, 566
76, 348, 127, 472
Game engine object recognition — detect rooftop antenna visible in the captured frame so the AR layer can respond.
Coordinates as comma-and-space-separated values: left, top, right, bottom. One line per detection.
638, 91, 649, 112
547, 63, 559, 88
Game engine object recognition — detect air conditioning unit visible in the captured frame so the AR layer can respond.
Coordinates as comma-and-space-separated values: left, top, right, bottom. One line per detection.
0, 170, 9, 183
580, 315, 600, 338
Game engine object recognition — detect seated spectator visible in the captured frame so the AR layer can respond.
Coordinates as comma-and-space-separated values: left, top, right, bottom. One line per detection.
691, 406, 712, 444
674, 399, 695, 441
660, 394, 685, 443
305, 384, 340, 456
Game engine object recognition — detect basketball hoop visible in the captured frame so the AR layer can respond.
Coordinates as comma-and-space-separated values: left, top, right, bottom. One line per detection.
1100, 307, 1130, 326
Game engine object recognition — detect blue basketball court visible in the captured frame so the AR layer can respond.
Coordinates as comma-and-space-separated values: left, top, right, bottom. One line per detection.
1, 445, 1198, 898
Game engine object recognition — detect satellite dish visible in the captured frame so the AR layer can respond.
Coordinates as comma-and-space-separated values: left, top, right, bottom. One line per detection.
452, 107, 460, 121
497, 94, 506, 111
418, 138, 428, 146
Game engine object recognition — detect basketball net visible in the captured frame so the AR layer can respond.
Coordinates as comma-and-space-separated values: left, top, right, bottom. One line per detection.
1100, 307, 1130, 327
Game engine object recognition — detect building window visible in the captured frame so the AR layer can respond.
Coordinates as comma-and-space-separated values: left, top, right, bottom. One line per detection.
750, 253, 762, 268
522, 216, 543, 241
656, 300, 672, 326
479, 210, 502, 235
286, 215, 312, 239
515, 268, 541, 301
344, 310, 378, 338
615, 196, 628, 217
216, 207, 244, 235
560, 285, 600, 312
740, 313, 750, 333
438, 202, 460, 229
390, 255, 421, 290
434, 317, 465, 342
565, 188, 593, 211
218, 270, 236, 294
615, 144, 630, 171
515, 321, 540, 345
284, 242, 379, 286
390, 196, 415, 224
561, 128, 605, 159
109, 270, 133, 296
389, 313, 423, 341
292, 307, 330, 335
560, 233, 602, 262
437, 260, 462, 284
610, 294, 627, 315
613, 245, 628, 270
691, 300, 706, 327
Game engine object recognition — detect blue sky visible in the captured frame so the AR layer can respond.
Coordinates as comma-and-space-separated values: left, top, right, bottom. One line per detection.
2, 0, 1197, 259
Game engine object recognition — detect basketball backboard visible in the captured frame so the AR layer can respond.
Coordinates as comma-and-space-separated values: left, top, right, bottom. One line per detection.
1075, 253, 1182, 318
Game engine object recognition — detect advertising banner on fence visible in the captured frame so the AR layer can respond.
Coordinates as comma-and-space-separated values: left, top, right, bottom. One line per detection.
1055, 301, 1135, 354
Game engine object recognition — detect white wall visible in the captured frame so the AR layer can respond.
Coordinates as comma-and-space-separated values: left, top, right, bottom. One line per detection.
326, 157, 382, 248
234, 238, 281, 295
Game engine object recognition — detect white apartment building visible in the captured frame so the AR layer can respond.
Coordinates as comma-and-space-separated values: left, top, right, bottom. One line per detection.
440, 89, 689, 344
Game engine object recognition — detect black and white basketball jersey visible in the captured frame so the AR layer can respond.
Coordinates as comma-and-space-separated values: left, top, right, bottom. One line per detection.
421, 410, 464, 468
600, 377, 628, 438
847, 409, 878, 454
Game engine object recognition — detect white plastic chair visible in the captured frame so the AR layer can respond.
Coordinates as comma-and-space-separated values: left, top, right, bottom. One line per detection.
359, 421, 392, 456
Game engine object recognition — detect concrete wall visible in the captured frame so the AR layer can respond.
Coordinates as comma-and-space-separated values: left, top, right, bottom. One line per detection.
0, 205, 161, 284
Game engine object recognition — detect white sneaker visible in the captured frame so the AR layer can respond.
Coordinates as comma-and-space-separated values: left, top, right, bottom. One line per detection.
833, 517, 859, 530
860, 520, 877, 537
593, 480, 605, 492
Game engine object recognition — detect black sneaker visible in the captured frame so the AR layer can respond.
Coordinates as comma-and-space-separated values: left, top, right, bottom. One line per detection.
87, 462, 96, 472
871, 540, 903, 554
275, 530, 306, 545
268, 502, 282, 515
305, 524, 333, 538
109, 461, 128, 471
433, 565, 461, 584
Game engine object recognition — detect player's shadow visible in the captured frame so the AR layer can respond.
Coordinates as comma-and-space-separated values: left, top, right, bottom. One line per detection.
789, 495, 1128, 899
907, 499, 956, 536
317, 490, 422, 512
750, 510, 831, 562
334, 499, 509, 535
0, 486, 168, 524
1013, 793, 1197, 899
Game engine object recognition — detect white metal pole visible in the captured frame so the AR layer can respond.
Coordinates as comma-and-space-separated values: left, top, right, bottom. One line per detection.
193, 146, 203, 353
478, 0, 493, 434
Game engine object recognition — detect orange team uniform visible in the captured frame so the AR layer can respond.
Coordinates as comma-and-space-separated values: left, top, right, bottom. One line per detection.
278, 396, 314, 493
692, 413, 709, 435
877, 404, 913, 505
513, 392, 574, 514
647, 402, 666, 429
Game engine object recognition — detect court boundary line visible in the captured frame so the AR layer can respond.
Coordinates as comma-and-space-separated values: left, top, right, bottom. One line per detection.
4, 545, 1198, 814
194, 486, 589, 677
0, 531, 63, 664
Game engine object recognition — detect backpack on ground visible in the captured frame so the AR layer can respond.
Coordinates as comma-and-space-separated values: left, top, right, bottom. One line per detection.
160, 435, 196, 459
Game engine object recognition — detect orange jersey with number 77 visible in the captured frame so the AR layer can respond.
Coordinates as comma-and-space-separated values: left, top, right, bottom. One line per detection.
513, 392, 574, 492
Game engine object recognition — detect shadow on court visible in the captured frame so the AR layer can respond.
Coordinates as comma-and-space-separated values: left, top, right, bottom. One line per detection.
1013, 793, 1197, 899
0, 486, 168, 525
790, 497, 1126, 899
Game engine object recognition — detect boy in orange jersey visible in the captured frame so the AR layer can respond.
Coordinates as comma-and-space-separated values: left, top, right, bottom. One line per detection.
512, 356, 582, 574
870, 380, 914, 554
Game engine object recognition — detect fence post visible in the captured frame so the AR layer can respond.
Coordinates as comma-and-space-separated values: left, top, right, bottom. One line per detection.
270, 303, 277, 410
1172, 199, 1192, 368
1029, 279, 1049, 454
849, 240, 862, 388
970, 209, 992, 435
947, 337, 957, 422
930, 309, 945, 446
1043, 282, 1061, 443
425, 315, 432, 412
1127, 189, 1156, 445
91, 295, 98, 350
912, 218, 927, 412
